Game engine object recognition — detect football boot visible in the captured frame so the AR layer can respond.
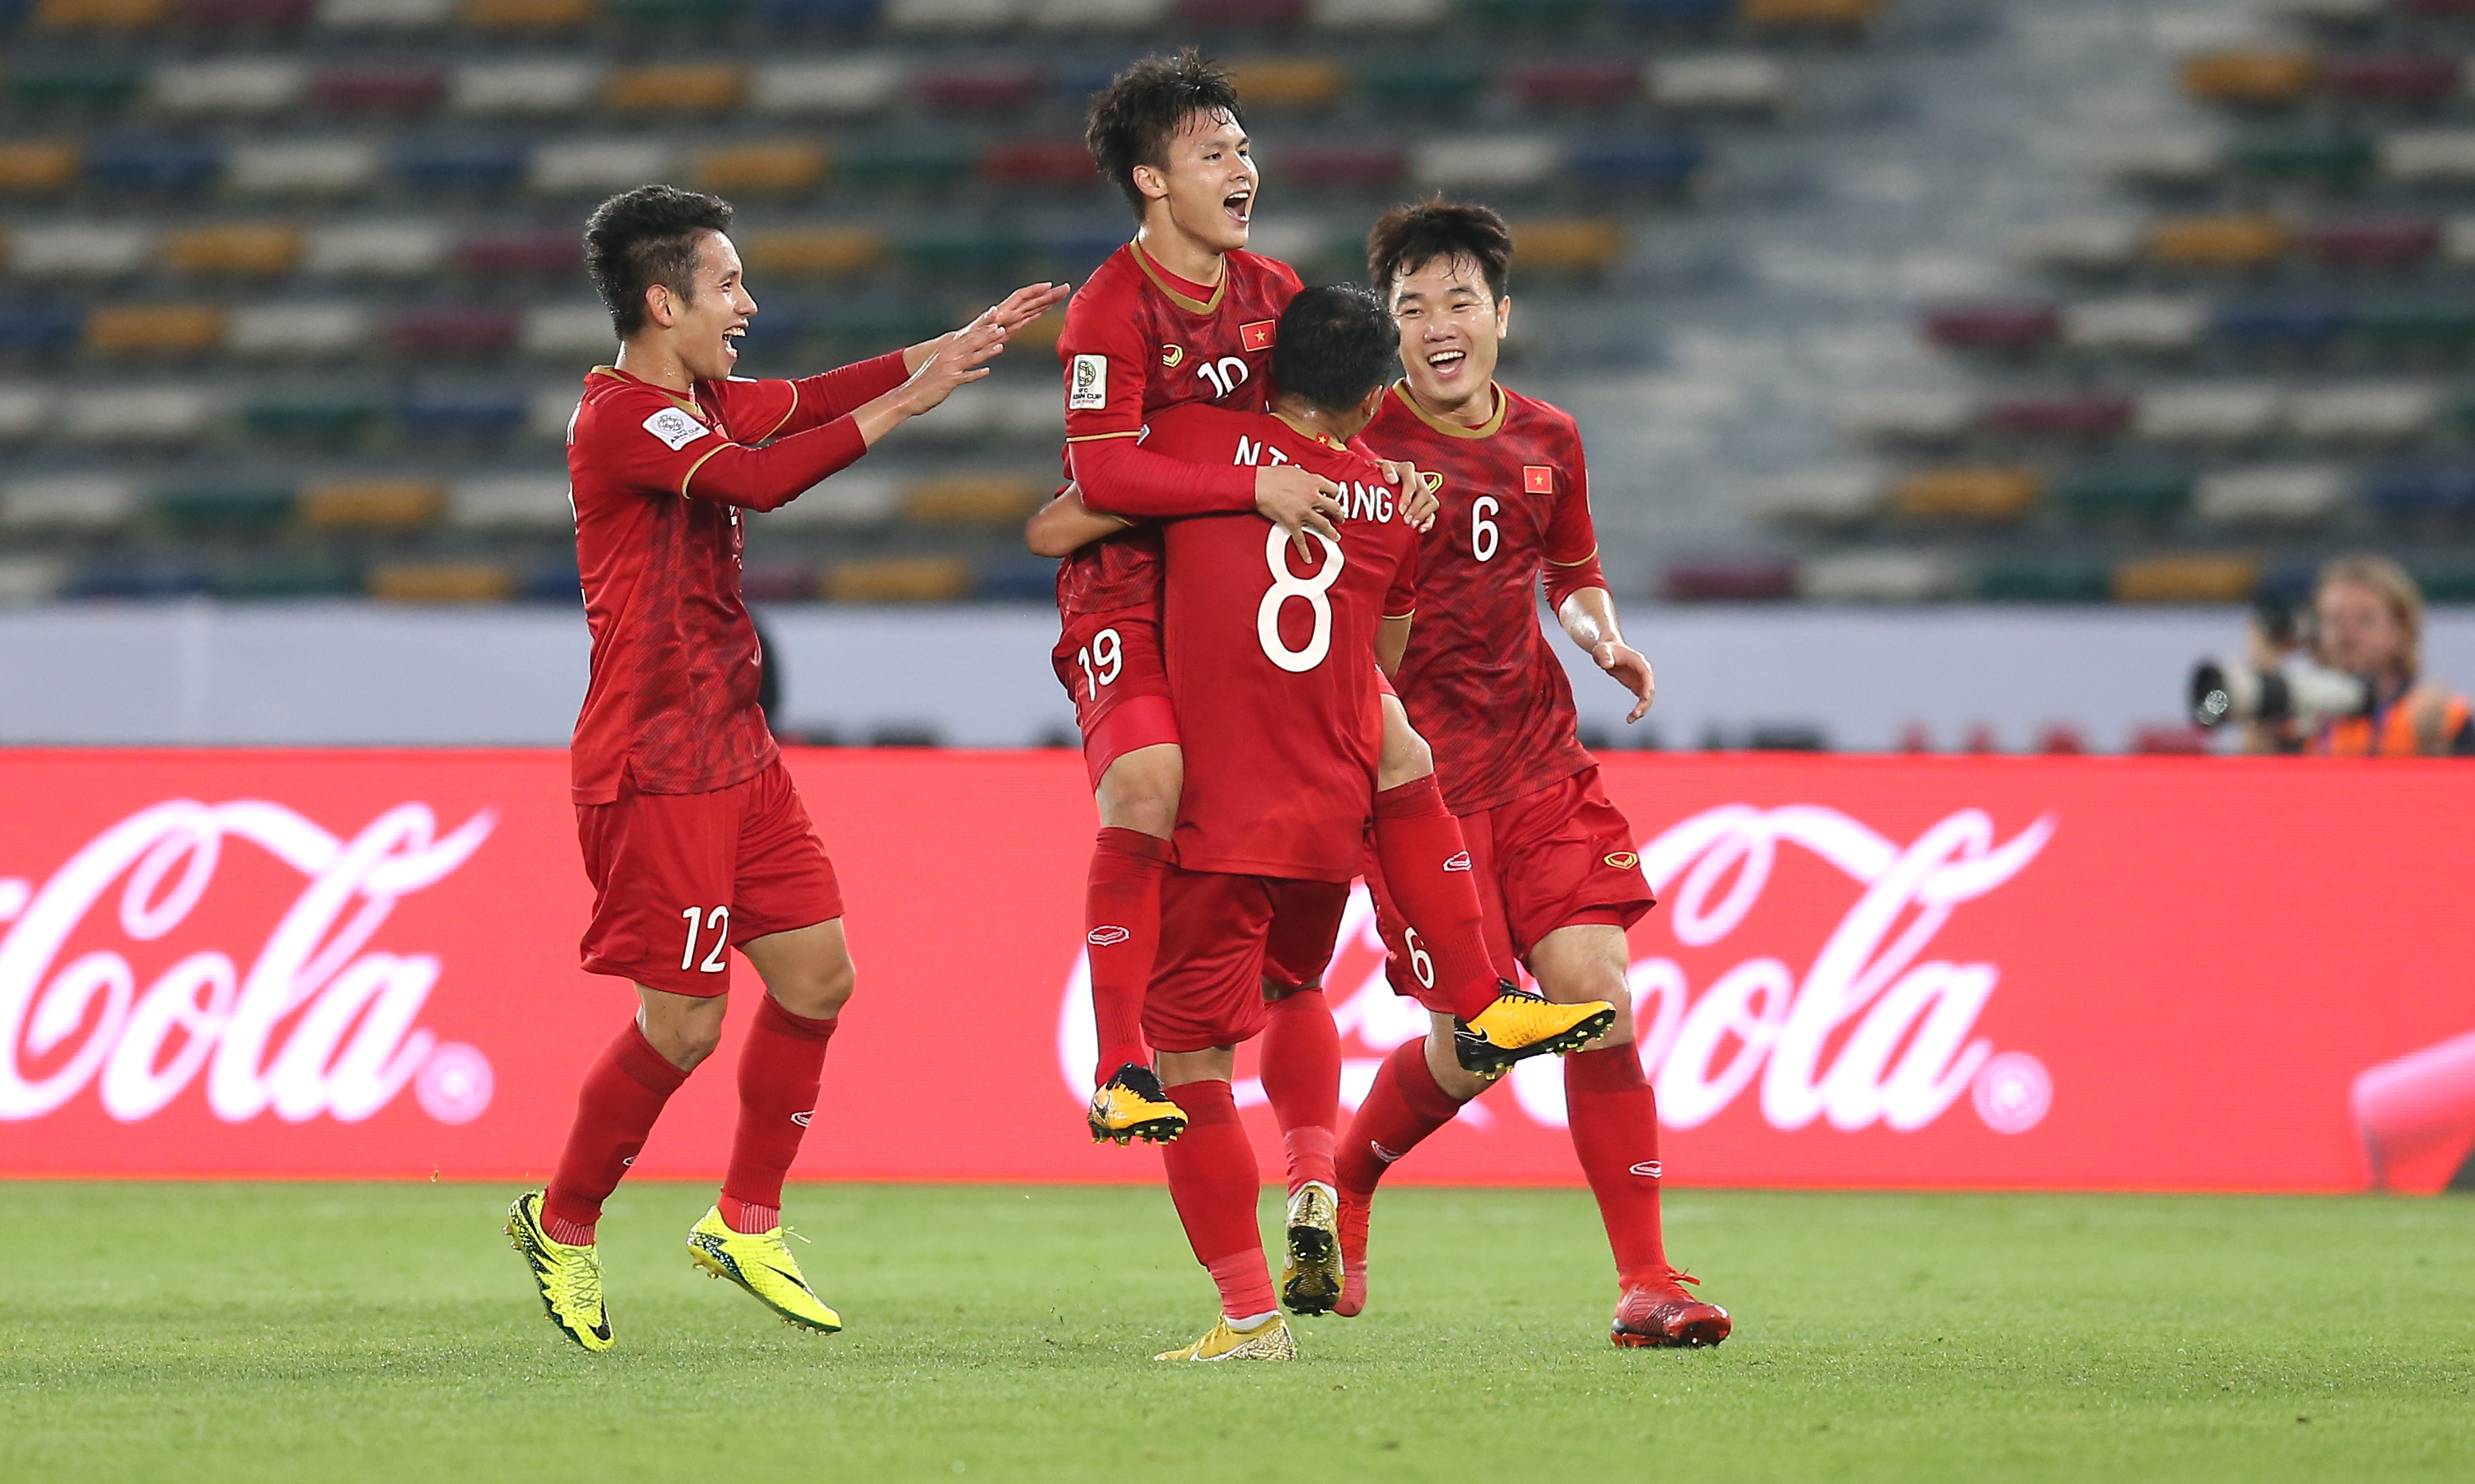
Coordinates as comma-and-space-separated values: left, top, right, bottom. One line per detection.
1155, 1312, 1297, 1363
1280, 1182, 1342, 1316
1455, 983, 1616, 1075
686, 1206, 843, 1333
1087, 1062, 1188, 1145
1612, 1269, 1731, 1349
505, 1190, 612, 1353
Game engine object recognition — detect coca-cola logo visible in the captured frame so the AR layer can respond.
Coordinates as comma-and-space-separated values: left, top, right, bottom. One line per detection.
1056, 803, 2055, 1139
0, 799, 496, 1127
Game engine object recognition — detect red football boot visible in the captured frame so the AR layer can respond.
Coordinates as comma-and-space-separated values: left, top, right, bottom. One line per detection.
1612, 1269, 1731, 1348
1332, 1192, 1370, 1318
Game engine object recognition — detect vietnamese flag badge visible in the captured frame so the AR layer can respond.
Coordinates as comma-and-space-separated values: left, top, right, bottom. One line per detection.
1523, 465, 1554, 494
1241, 320, 1276, 352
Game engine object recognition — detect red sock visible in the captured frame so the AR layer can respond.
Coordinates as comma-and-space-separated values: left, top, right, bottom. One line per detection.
542, 1020, 692, 1244
1336, 1038, 1469, 1199
1260, 989, 1340, 1196
1086, 827, 1169, 1084
720, 995, 839, 1234
1565, 1045, 1669, 1286
1371, 777, 1502, 1022
1159, 1079, 1276, 1320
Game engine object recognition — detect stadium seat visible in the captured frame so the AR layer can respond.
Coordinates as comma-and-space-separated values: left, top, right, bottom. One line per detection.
150, 58, 308, 113
82, 138, 222, 191
2046, 464, 2193, 521
981, 140, 1100, 185
242, 389, 381, 439
183, 0, 318, 24
394, 140, 527, 190
229, 140, 384, 194
10, 59, 146, 111
63, 385, 215, 441
1505, 219, 1625, 278
0, 142, 82, 194
2009, 217, 2144, 273
1795, 551, 1963, 603
163, 223, 306, 275
696, 141, 830, 194
1836, 389, 1975, 442
301, 477, 444, 527
531, 140, 677, 193
460, 0, 598, 27
456, 229, 582, 278
1972, 558, 2118, 603
85, 304, 227, 355
2231, 127, 2373, 180
902, 228, 1032, 274
32, 0, 169, 26
2178, 50, 2315, 105
884, 0, 1012, 27
449, 60, 604, 113
1740, 0, 1882, 26
1225, 57, 1347, 108
1029, 0, 1172, 26
2145, 215, 2287, 270
755, 0, 882, 22
2134, 384, 2282, 442
899, 474, 1044, 523
2303, 217, 2439, 269
0, 305, 86, 351
2381, 130, 2475, 184
528, 385, 582, 437
304, 220, 449, 275
607, 0, 743, 22
65, 559, 210, 599
1747, 466, 1885, 523
1409, 135, 1554, 188
1921, 301, 2059, 352
1889, 467, 2040, 521
520, 304, 614, 357
1982, 391, 2132, 439
310, 62, 450, 112
1270, 141, 1407, 187
1506, 61, 1640, 110
2286, 384, 2441, 440
2351, 298, 2475, 350
838, 137, 977, 188
1459, 0, 1585, 22
2319, 54, 2461, 104
2096, 131, 2226, 186
0, 474, 140, 529
2210, 298, 2347, 350
2192, 464, 2351, 522
397, 386, 528, 435
1357, 57, 1487, 110
749, 58, 904, 112
158, 480, 298, 530
606, 64, 747, 112
2366, 465, 2475, 518
389, 306, 522, 356
744, 226, 887, 277
211, 558, 365, 600
319, 0, 458, 22
2110, 554, 2261, 604
0, 385, 49, 440
368, 559, 519, 601
1564, 138, 1703, 189
1178, 0, 1308, 23
7, 222, 152, 277
1646, 55, 1790, 112
1660, 558, 1797, 602
915, 62, 1046, 111
448, 474, 574, 527
2062, 296, 2206, 352
822, 555, 973, 602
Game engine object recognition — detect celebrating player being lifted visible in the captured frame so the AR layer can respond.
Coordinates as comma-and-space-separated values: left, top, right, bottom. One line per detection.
1340, 201, 1729, 1349
1029, 52, 1616, 1159
507, 184, 1066, 1352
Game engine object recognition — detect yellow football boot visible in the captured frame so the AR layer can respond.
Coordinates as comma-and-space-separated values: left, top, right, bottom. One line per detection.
1455, 982, 1617, 1075
505, 1190, 612, 1353
685, 1206, 843, 1333
1087, 1062, 1188, 1146
1154, 1312, 1297, 1363
1281, 1182, 1342, 1316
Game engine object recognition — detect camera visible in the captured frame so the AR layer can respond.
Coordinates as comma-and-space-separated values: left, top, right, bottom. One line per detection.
2189, 656, 2371, 730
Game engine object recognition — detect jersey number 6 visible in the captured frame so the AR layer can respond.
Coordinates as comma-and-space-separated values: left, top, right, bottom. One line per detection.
1257, 525, 1344, 673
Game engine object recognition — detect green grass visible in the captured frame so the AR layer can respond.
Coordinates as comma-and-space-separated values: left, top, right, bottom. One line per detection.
3, 1184, 2472, 1482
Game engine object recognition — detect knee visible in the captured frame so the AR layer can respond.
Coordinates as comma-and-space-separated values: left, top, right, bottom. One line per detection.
1376, 728, 1433, 791
645, 1011, 725, 1072
1113, 793, 1178, 839
772, 953, 855, 1020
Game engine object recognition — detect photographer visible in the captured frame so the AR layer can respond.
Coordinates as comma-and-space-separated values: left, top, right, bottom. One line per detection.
2301, 555, 2473, 757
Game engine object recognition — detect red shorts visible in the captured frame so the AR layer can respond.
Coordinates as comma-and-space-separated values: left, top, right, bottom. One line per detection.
1051, 607, 1177, 790
1368, 764, 1654, 1012
1146, 868, 1343, 1053
574, 757, 843, 998
1261, 878, 1351, 994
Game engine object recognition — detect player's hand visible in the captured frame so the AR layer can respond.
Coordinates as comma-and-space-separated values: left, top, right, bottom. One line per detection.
1256, 465, 1344, 555
978, 282, 1072, 334
1595, 640, 1656, 723
897, 317, 1009, 415
1394, 465, 1439, 532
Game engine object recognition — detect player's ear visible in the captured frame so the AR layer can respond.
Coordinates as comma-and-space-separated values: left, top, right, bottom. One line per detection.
1493, 294, 1512, 339
1356, 385, 1386, 421
1131, 164, 1170, 203
643, 282, 677, 331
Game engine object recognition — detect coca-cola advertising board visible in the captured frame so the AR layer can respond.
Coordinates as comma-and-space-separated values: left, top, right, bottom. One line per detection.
2, 749, 2469, 1194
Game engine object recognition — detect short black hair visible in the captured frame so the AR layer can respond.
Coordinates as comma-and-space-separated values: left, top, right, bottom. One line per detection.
1085, 49, 1245, 219
1272, 284, 1398, 416
1367, 198, 1514, 304
584, 184, 734, 337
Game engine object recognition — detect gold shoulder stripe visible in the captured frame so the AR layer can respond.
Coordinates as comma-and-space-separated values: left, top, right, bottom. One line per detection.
677, 442, 732, 499
1064, 429, 1143, 443
759, 381, 799, 442
1382, 608, 1417, 620
1545, 545, 1601, 567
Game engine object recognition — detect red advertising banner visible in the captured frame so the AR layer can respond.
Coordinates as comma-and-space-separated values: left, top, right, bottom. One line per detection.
1, 749, 2469, 1193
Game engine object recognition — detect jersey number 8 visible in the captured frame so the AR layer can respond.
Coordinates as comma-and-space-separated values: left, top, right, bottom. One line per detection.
1257, 526, 1344, 673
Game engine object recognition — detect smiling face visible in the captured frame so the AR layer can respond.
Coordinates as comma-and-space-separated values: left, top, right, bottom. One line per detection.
653, 230, 756, 383
1389, 253, 1510, 415
1135, 109, 1257, 257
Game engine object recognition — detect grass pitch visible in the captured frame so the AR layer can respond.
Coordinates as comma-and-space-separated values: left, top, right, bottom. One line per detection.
3, 1183, 2471, 1483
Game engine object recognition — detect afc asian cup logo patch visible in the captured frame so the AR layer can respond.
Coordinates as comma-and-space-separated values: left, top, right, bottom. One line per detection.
1523, 465, 1554, 494
1605, 851, 1640, 870
1070, 353, 1108, 411
1241, 320, 1276, 352
1160, 344, 1185, 368
641, 406, 711, 451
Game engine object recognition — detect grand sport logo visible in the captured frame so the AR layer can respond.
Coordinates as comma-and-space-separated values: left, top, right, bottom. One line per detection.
0, 800, 495, 1127
1056, 804, 2055, 1138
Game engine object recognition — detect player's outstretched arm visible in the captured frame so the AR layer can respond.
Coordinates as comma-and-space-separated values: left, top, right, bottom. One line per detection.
851, 314, 1013, 447
903, 283, 1072, 373
1025, 483, 1130, 558
1557, 586, 1655, 724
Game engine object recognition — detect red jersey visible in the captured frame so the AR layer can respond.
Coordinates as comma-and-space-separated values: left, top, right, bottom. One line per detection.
1149, 404, 1420, 882
1361, 381, 1601, 815
1053, 239, 1302, 615
567, 356, 903, 803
